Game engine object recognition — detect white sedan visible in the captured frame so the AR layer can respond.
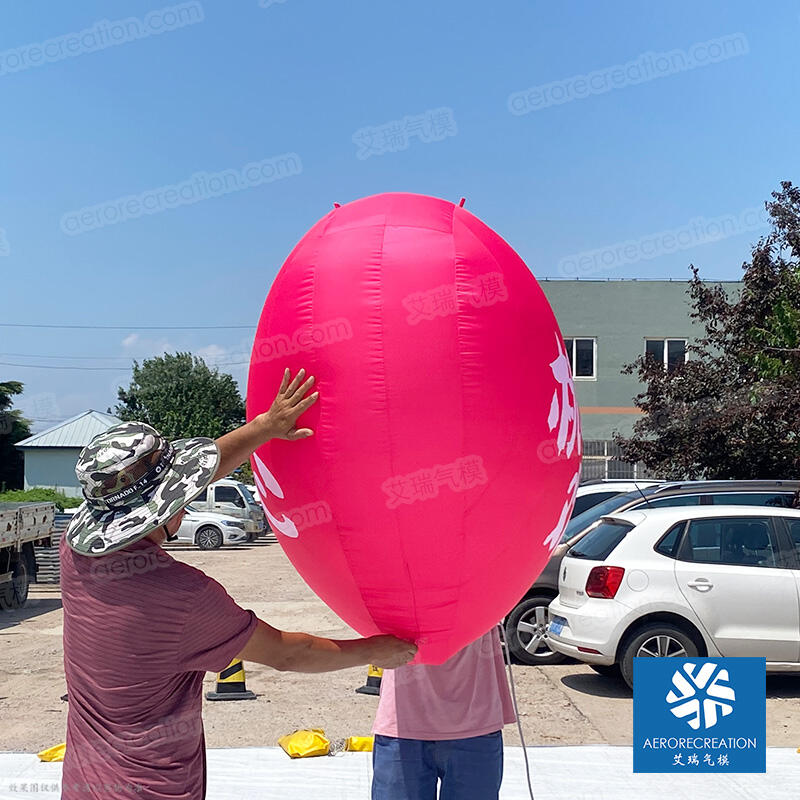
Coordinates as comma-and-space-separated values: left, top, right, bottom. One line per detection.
546, 505, 800, 687
173, 505, 250, 550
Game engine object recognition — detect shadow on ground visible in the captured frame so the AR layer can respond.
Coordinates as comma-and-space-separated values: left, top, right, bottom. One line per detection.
0, 597, 62, 632
557, 666, 800, 699
559, 670, 633, 699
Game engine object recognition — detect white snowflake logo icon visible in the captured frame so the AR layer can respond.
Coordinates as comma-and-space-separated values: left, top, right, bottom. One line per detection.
666, 662, 736, 730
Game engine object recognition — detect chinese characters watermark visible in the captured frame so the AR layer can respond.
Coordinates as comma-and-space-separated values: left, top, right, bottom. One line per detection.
352, 107, 457, 160
402, 272, 508, 324
381, 455, 488, 509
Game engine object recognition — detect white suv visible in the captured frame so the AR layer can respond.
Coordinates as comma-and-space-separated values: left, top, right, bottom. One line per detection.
546, 506, 800, 688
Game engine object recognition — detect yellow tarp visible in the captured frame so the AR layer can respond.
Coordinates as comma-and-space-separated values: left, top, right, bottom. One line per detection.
278, 729, 330, 758
37, 742, 66, 762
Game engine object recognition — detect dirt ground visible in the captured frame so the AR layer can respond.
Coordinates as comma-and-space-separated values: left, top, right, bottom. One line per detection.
2, 539, 800, 753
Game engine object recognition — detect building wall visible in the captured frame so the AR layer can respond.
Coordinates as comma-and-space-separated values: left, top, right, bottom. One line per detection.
538, 279, 740, 442
23, 447, 83, 498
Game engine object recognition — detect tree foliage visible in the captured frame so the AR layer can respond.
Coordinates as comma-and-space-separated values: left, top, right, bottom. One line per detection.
0, 381, 32, 491
616, 182, 800, 480
112, 353, 245, 440
0, 488, 83, 511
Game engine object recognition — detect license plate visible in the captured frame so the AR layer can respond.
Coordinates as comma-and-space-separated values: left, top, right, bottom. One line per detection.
549, 616, 566, 636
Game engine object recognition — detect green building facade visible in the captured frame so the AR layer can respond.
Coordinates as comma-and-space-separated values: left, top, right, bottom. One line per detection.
538, 279, 741, 478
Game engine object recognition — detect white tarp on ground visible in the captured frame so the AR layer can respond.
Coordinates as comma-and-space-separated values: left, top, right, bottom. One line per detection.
1, 746, 799, 799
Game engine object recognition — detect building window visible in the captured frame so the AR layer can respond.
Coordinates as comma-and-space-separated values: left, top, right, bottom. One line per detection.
563, 338, 596, 379
645, 338, 687, 372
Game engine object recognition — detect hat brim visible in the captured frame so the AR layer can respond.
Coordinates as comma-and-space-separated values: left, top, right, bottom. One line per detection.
65, 437, 220, 557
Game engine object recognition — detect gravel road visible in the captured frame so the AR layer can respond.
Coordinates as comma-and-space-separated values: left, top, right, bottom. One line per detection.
2, 540, 799, 752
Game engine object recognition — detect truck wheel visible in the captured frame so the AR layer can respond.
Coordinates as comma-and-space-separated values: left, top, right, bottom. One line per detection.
196, 526, 223, 550
0, 556, 30, 610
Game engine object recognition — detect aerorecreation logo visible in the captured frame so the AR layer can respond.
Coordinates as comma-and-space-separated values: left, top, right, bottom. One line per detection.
667, 662, 735, 730
634, 657, 765, 773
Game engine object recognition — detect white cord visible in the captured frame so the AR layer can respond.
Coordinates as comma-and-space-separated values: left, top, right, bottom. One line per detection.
497, 623, 535, 800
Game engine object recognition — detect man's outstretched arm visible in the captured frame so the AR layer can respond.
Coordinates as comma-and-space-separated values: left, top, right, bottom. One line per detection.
213, 367, 318, 480
238, 619, 417, 673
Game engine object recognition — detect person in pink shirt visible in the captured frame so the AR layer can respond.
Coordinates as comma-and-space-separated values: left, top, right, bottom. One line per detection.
60, 368, 416, 800
372, 626, 515, 799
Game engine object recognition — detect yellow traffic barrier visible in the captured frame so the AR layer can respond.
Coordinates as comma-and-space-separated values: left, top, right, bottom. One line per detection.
205, 659, 256, 701
355, 664, 383, 696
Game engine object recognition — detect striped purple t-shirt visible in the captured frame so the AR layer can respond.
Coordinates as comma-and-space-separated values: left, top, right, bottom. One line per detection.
59, 535, 257, 800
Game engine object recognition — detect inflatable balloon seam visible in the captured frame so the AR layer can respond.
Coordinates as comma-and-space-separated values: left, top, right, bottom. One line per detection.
378, 216, 425, 647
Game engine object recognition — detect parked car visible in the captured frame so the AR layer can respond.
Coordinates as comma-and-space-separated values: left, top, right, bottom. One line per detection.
572, 479, 663, 518
546, 505, 800, 688
504, 479, 800, 665
172, 505, 250, 549
190, 478, 266, 539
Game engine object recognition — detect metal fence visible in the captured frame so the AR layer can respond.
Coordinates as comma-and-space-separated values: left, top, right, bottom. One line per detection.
580, 440, 657, 481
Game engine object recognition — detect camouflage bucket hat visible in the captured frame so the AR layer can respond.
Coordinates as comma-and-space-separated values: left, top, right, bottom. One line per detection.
65, 421, 219, 557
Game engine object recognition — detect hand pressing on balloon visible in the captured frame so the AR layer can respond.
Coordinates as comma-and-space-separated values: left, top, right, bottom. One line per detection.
213, 367, 318, 480
260, 367, 318, 440
363, 635, 419, 669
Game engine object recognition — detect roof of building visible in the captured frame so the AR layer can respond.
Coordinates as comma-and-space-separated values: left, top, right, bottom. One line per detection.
15, 410, 121, 449
537, 277, 742, 283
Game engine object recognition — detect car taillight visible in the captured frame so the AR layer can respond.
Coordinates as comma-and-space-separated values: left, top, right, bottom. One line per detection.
585, 566, 625, 599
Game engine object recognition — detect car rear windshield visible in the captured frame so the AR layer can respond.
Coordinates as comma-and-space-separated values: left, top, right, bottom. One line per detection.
562, 488, 655, 543
571, 491, 621, 518
567, 520, 634, 560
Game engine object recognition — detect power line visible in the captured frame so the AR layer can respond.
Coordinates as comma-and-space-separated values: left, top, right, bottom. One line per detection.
0, 351, 251, 362
0, 360, 249, 371
0, 323, 256, 330
1, 352, 144, 361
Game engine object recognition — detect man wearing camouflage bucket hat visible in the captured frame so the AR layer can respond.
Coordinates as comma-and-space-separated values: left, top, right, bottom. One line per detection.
59, 368, 416, 800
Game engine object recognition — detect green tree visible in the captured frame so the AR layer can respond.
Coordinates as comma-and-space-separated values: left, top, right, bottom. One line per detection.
616, 182, 800, 480
0, 381, 32, 491
112, 353, 245, 440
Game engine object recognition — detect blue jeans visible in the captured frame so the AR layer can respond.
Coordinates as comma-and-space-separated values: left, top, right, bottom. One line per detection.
371, 731, 503, 800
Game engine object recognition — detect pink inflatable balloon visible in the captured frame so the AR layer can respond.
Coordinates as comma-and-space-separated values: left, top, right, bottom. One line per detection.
247, 193, 581, 664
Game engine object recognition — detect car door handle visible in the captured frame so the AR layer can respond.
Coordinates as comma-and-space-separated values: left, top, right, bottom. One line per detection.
687, 578, 713, 592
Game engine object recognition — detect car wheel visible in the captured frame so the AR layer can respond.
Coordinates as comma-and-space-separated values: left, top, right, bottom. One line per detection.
505, 596, 565, 666
620, 623, 699, 689
196, 526, 224, 550
589, 664, 622, 680
0, 556, 30, 610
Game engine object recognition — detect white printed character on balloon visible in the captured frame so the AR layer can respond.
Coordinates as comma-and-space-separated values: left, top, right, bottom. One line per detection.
543, 334, 582, 552
546, 334, 579, 459
251, 453, 299, 538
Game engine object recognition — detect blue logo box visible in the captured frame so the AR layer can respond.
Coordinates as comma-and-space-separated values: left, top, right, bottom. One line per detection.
633, 657, 765, 773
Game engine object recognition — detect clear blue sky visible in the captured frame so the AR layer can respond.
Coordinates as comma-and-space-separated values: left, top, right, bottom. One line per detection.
1, 0, 797, 430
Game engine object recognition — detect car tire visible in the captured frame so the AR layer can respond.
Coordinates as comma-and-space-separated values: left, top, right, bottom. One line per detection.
0, 556, 30, 610
196, 526, 224, 550
505, 595, 566, 666
589, 664, 622, 680
620, 623, 699, 689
